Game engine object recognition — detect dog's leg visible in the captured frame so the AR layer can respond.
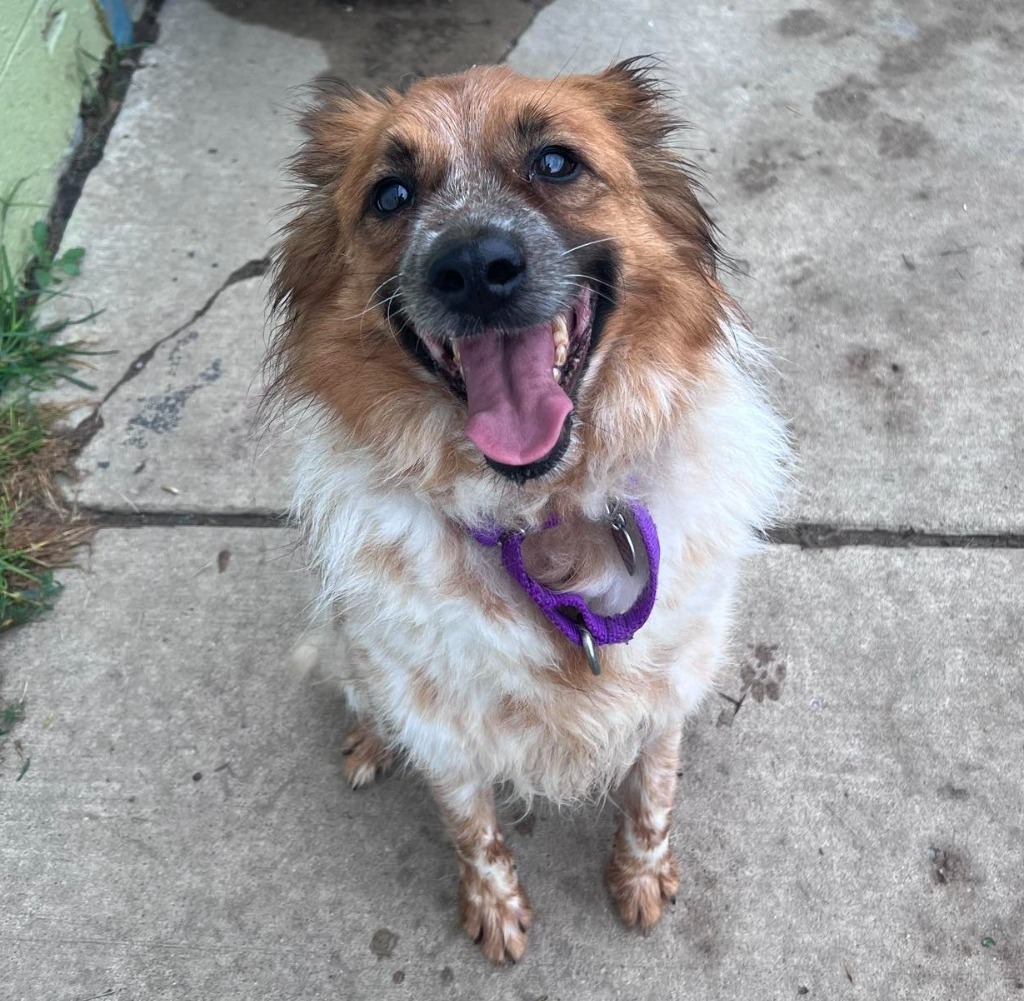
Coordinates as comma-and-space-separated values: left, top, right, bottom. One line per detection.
431, 777, 532, 964
341, 717, 395, 789
606, 726, 682, 932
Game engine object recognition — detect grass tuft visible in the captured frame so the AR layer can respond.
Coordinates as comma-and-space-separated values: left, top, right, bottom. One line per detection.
0, 190, 100, 396
1, 187, 99, 632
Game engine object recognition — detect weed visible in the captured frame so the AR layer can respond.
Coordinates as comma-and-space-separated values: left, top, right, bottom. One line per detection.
76, 42, 150, 108
1, 188, 100, 397
0, 676, 28, 778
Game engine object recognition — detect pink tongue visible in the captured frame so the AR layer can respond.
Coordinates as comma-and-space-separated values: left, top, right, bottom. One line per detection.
458, 324, 572, 466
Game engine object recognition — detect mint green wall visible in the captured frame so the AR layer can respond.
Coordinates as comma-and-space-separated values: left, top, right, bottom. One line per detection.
1, 0, 110, 272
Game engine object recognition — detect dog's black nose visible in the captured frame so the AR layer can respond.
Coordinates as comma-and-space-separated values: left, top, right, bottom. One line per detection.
426, 231, 526, 317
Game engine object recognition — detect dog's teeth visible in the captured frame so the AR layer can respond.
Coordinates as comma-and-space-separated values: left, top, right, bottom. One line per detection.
553, 367, 560, 380
452, 342, 461, 364
553, 315, 569, 348
554, 343, 568, 367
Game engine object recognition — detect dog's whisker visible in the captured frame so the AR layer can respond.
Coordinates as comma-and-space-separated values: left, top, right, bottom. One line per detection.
355, 285, 403, 359
560, 237, 617, 257
533, 44, 583, 115
575, 414, 627, 444
339, 274, 401, 324
564, 273, 619, 297
562, 279, 616, 308
564, 271, 616, 288
362, 288, 401, 349
383, 287, 403, 338
362, 274, 401, 313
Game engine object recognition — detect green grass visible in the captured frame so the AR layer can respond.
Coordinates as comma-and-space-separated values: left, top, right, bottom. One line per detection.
1, 190, 96, 396
0, 185, 98, 632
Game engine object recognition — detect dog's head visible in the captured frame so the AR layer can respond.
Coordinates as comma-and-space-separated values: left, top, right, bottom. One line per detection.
270, 60, 728, 512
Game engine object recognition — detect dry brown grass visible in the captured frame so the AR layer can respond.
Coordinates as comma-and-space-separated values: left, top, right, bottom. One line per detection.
0, 404, 95, 630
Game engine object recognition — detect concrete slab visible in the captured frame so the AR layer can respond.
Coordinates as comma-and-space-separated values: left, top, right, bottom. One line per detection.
73, 273, 291, 513
508, 0, 1024, 532
50, 0, 319, 512
53, 0, 551, 514
2, 532, 1021, 998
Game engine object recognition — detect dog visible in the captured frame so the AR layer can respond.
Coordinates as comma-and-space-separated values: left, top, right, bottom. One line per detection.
266, 58, 789, 963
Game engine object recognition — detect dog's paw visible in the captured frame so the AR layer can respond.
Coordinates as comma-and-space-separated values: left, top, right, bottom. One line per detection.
606, 834, 679, 933
458, 859, 533, 964
341, 721, 394, 789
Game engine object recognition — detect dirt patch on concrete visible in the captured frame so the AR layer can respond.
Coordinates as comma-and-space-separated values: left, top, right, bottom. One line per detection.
206, 0, 552, 86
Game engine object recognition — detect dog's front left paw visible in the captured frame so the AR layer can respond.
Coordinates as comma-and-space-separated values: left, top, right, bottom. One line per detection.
606, 832, 679, 933
458, 859, 533, 964
341, 720, 394, 789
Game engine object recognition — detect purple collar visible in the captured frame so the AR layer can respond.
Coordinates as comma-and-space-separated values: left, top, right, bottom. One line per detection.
469, 502, 660, 675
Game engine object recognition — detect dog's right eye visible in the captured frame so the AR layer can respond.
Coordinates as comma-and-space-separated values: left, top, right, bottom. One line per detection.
373, 178, 413, 215
532, 146, 580, 182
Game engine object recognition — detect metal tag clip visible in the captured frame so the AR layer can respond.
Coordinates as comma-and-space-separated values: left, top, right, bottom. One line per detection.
607, 502, 637, 576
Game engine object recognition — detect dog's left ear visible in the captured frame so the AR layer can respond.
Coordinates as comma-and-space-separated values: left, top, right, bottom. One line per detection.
593, 58, 720, 277
592, 57, 678, 148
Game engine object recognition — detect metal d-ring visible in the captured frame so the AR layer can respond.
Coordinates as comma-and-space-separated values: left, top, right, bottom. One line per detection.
578, 624, 601, 676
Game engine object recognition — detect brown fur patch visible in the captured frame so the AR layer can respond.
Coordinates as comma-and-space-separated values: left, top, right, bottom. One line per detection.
607, 829, 680, 932
355, 539, 410, 581
409, 668, 441, 717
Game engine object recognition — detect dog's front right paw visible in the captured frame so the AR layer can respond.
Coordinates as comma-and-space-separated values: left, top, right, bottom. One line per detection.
458, 858, 533, 964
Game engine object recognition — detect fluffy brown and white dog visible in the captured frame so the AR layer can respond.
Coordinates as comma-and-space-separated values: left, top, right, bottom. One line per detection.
266, 58, 789, 963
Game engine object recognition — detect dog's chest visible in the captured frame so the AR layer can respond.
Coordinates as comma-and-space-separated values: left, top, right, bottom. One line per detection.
344, 581, 677, 800
312, 496, 731, 800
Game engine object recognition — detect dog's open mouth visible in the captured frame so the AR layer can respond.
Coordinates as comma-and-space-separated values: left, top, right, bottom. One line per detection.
404, 284, 601, 475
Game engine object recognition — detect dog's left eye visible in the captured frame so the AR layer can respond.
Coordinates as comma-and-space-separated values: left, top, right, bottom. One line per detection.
532, 147, 580, 181
374, 178, 414, 215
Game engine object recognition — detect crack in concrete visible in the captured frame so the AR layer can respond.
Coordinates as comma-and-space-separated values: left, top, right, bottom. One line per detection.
498, 0, 553, 63
68, 256, 270, 450
82, 511, 1024, 548
767, 523, 1024, 549
717, 689, 747, 718
86, 509, 287, 529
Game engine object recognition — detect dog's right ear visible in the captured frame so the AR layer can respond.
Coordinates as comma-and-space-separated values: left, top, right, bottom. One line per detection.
292, 78, 393, 186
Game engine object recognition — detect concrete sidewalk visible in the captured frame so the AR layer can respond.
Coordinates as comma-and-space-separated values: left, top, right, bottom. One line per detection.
2, 0, 1022, 998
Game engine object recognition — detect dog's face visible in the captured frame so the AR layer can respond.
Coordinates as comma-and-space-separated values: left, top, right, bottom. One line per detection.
272, 61, 726, 504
